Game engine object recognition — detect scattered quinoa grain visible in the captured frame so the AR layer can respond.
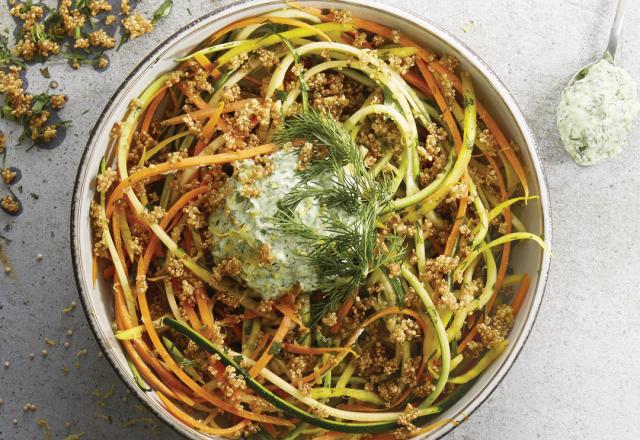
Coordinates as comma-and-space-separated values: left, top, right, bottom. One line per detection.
122, 13, 153, 39
391, 29, 401, 43
1, 196, 21, 214
1, 168, 17, 184
97, 56, 109, 69
88, 30, 116, 49
321, 312, 338, 327
330, 8, 352, 23
49, 94, 67, 109
120, 0, 130, 16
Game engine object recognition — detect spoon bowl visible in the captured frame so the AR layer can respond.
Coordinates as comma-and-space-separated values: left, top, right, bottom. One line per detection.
567, 0, 626, 87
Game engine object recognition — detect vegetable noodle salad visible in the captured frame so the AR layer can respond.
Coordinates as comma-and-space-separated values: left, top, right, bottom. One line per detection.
90, 5, 547, 439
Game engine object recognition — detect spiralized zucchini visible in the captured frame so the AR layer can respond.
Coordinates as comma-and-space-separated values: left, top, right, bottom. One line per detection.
90, 5, 547, 439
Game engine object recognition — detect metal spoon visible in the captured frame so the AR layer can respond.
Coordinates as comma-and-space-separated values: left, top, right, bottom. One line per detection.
568, 0, 627, 85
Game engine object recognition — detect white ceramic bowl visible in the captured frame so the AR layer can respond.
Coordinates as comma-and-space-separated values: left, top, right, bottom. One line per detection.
71, 1, 552, 438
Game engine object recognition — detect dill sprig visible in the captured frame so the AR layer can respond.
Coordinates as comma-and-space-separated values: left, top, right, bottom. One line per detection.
274, 111, 405, 322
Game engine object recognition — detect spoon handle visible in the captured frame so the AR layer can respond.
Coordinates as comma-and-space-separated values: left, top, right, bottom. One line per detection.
605, 0, 626, 61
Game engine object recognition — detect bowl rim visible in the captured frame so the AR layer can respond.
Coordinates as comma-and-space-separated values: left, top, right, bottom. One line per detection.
70, 1, 553, 439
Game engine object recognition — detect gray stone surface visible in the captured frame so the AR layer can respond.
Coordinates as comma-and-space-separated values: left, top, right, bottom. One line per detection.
1, 0, 639, 439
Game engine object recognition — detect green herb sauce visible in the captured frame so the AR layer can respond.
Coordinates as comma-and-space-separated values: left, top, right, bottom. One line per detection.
208, 150, 349, 298
557, 59, 640, 166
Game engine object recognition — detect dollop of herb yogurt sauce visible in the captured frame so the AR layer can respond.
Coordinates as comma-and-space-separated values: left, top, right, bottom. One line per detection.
557, 59, 640, 166
208, 150, 351, 298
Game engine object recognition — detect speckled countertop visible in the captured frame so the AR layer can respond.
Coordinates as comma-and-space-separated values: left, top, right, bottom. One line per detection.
1, 0, 639, 439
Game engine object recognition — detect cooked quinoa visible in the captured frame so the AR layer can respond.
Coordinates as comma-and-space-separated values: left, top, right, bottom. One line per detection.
1, 196, 20, 214
122, 13, 153, 39
1, 0, 174, 147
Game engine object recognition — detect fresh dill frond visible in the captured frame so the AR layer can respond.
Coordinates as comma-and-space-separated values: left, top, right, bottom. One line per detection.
274, 111, 405, 322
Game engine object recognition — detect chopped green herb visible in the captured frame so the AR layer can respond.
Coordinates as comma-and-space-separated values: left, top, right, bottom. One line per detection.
1, 105, 15, 121
269, 341, 282, 355
31, 93, 52, 115
62, 51, 105, 67
117, 35, 129, 51
0, 35, 26, 68
74, 0, 97, 28
275, 89, 288, 101
152, 0, 174, 25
